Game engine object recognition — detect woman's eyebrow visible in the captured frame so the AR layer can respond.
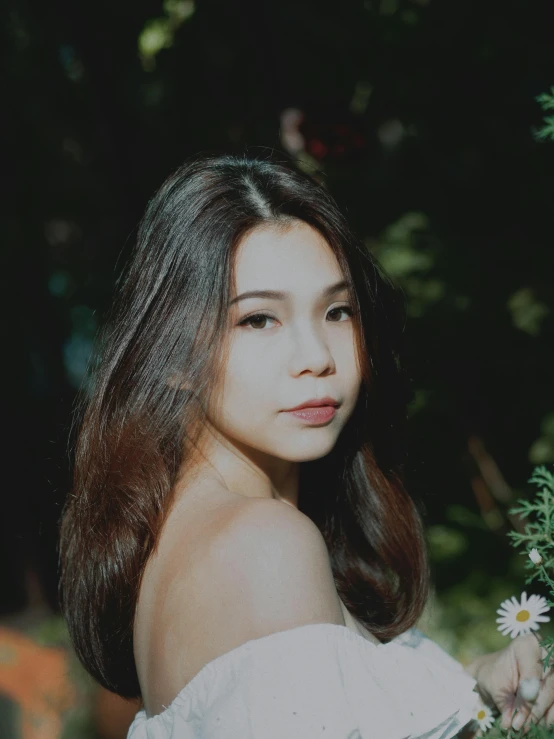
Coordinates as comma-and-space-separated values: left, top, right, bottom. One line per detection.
229, 279, 352, 306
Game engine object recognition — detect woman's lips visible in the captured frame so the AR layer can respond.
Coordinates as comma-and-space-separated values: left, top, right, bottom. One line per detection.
285, 406, 337, 424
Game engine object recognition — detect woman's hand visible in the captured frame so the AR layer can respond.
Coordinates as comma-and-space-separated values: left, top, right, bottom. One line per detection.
473, 633, 554, 733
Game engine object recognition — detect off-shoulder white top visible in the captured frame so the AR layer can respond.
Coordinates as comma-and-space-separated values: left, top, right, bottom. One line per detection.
127, 606, 479, 739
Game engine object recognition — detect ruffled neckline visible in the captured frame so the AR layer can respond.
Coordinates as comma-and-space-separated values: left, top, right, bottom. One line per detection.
128, 621, 479, 739
146, 622, 389, 720
138, 621, 458, 721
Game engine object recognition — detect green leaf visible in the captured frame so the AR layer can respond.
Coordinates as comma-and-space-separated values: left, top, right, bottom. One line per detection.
536, 87, 554, 110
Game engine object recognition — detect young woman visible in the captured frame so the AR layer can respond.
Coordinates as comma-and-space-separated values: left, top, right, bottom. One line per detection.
59, 153, 553, 738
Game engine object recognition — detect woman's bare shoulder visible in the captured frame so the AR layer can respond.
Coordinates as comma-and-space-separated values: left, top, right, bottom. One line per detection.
180, 494, 344, 640
136, 492, 343, 714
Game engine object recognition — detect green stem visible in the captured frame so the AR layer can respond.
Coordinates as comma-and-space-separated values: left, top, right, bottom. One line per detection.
539, 564, 554, 592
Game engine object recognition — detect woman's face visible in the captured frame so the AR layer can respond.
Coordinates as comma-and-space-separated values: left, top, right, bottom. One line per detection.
208, 220, 362, 472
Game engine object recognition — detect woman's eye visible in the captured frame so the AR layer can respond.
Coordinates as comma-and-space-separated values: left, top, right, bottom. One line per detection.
327, 306, 353, 322
238, 306, 353, 330
239, 313, 276, 330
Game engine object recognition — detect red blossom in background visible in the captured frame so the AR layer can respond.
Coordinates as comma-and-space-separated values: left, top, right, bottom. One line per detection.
280, 108, 367, 163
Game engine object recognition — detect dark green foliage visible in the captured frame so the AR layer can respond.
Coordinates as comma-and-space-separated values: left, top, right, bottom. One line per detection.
535, 88, 554, 142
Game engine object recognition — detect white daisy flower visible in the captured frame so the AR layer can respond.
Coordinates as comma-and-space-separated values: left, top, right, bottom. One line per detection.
496, 591, 550, 638
529, 548, 543, 566
473, 697, 495, 732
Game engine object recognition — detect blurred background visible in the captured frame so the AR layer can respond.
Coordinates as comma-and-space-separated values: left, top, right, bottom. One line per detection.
2, 0, 554, 736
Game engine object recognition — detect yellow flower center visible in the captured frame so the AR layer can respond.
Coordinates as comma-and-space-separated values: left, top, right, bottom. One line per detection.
516, 609, 531, 622
477, 710, 486, 720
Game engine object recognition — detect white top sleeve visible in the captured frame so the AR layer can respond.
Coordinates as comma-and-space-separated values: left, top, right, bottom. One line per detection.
127, 623, 478, 739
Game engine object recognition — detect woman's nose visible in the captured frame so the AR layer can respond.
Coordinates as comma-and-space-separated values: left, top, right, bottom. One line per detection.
289, 327, 335, 376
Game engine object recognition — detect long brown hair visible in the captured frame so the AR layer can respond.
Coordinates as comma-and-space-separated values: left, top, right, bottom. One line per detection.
59, 151, 430, 699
